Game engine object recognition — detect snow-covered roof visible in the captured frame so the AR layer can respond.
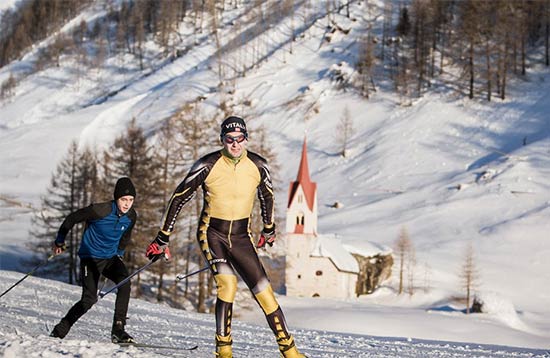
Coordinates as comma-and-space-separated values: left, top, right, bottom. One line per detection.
343, 239, 393, 258
310, 234, 359, 273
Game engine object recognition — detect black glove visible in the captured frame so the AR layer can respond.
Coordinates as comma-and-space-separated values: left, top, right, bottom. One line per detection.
257, 224, 276, 248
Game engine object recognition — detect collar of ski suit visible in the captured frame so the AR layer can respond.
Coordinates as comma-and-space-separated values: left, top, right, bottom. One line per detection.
221, 148, 246, 165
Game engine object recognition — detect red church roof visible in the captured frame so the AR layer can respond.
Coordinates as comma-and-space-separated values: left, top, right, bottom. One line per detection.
288, 138, 317, 210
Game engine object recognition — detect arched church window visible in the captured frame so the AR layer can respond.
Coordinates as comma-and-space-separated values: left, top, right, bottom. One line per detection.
296, 212, 304, 225
315, 270, 323, 276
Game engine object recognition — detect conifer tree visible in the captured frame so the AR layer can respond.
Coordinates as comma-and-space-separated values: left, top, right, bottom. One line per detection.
460, 242, 479, 314
247, 123, 281, 239
406, 244, 417, 296
168, 104, 219, 312
108, 118, 160, 297
356, 33, 376, 98
246, 122, 284, 290
336, 106, 354, 157
394, 6, 414, 104
394, 226, 412, 295
31, 141, 98, 284
149, 117, 190, 304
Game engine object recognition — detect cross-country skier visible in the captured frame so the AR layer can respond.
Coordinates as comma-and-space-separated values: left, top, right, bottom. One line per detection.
50, 177, 138, 343
145, 116, 306, 357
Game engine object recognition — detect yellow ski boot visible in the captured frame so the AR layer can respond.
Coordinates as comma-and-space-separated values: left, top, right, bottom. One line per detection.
214, 334, 233, 358
278, 336, 307, 358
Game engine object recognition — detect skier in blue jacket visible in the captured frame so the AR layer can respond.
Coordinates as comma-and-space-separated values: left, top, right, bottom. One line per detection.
50, 177, 137, 343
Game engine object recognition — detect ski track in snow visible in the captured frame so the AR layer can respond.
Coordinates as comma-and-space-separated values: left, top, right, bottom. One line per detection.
1, 271, 549, 358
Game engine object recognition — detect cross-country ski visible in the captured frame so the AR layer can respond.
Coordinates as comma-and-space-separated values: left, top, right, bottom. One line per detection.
117, 342, 199, 351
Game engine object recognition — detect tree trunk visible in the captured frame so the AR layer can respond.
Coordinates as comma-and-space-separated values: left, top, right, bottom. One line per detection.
469, 40, 474, 99
398, 252, 405, 294
501, 37, 508, 100
466, 285, 471, 314
546, 13, 549, 66
431, 30, 436, 79
197, 269, 206, 312
157, 271, 164, 302
486, 38, 491, 102
521, 34, 526, 76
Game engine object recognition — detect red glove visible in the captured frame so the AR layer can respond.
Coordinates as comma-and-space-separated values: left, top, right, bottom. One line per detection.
146, 239, 171, 262
146, 231, 171, 261
257, 224, 276, 249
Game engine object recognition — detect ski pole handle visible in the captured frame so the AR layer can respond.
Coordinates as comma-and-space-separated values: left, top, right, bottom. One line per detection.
175, 266, 210, 281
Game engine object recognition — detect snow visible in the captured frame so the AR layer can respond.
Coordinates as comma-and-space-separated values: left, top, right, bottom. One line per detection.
1, 1, 550, 357
310, 234, 359, 273
1, 271, 549, 357
0, 0, 20, 15
343, 238, 392, 258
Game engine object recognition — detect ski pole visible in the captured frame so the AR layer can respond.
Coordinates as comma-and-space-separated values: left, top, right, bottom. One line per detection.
98, 258, 158, 299
97, 275, 107, 295
0, 253, 56, 299
175, 266, 210, 281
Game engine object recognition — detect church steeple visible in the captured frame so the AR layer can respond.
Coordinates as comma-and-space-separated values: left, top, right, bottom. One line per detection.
286, 137, 317, 235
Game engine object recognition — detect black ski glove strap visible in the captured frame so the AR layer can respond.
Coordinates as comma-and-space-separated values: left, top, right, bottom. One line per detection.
262, 224, 276, 238
154, 231, 169, 245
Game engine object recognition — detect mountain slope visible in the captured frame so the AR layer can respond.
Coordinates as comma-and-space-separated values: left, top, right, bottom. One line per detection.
1, 0, 550, 352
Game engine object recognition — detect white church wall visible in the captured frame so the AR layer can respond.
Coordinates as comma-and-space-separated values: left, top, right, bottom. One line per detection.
284, 235, 357, 299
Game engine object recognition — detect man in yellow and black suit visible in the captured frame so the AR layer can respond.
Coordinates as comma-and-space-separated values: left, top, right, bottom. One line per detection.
145, 116, 306, 358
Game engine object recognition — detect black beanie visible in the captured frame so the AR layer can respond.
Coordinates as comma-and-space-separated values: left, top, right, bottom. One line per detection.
114, 177, 136, 200
220, 116, 247, 137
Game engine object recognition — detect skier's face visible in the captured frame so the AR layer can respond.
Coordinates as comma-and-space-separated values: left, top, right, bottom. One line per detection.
116, 195, 134, 214
222, 131, 247, 158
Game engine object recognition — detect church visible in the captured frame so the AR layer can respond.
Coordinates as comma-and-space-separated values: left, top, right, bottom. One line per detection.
283, 138, 393, 299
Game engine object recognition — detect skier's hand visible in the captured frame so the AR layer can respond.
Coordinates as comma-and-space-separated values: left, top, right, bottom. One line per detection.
52, 242, 66, 255
146, 242, 171, 262
257, 224, 276, 249
146, 232, 171, 262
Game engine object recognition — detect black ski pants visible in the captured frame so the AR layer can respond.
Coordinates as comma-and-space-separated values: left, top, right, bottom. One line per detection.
63, 256, 130, 327
201, 217, 291, 340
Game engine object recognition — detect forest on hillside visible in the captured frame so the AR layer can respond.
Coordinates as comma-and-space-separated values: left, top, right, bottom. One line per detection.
1, 0, 549, 103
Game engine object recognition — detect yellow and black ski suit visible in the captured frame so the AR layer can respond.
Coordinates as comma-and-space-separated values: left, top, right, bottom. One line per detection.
159, 149, 292, 342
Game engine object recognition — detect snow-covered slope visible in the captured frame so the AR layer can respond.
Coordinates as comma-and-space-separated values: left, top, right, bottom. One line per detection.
1, 271, 549, 357
1, 0, 550, 354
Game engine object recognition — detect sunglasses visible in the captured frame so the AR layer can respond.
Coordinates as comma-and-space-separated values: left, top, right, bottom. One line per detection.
222, 134, 247, 144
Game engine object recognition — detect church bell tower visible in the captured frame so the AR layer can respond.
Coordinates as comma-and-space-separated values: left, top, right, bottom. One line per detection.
286, 137, 317, 235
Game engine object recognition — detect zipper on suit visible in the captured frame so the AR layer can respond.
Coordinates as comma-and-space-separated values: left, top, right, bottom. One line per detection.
228, 220, 233, 248
227, 159, 239, 249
